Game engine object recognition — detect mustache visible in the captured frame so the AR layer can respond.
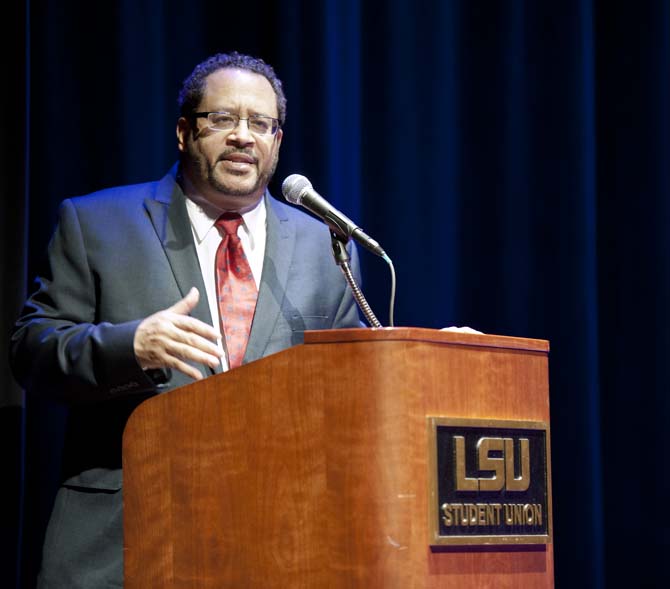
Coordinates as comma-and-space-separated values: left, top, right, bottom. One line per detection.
218, 148, 258, 163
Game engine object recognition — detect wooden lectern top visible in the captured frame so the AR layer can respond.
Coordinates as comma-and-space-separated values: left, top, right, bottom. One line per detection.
304, 326, 549, 351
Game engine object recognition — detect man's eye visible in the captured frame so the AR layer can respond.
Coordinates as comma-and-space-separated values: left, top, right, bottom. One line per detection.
249, 117, 270, 132
211, 114, 236, 126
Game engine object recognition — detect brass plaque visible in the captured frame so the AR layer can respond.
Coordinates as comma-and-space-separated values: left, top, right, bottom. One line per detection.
427, 417, 552, 546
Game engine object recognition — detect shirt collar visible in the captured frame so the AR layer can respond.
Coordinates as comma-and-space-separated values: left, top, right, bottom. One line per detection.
185, 193, 267, 246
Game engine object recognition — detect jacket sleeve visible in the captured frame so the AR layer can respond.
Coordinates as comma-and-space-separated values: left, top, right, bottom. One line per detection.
9, 199, 164, 404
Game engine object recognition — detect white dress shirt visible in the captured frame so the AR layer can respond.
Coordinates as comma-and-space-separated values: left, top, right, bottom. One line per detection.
184, 195, 267, 372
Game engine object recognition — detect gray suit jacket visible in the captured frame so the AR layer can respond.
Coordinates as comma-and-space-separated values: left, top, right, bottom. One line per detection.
11, 166, 362, 588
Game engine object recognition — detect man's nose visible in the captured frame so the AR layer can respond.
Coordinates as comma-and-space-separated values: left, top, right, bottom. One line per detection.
228, 118, 255, 144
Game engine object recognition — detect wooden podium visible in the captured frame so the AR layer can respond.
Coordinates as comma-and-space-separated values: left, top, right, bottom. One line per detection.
123, 328, 553, 588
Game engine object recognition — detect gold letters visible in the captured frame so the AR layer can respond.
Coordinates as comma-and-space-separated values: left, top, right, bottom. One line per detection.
442, 503, 542, 528
454, 436, 478, 491
453, 436, 530, 491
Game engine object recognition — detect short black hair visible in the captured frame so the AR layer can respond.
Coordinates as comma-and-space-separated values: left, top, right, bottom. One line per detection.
178, 51, 287, 125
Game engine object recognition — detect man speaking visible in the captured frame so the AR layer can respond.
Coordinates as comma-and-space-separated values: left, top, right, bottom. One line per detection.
10, 51, 362, 588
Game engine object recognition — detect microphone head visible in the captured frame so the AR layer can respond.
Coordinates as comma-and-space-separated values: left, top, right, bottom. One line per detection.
282, 174, 312, 205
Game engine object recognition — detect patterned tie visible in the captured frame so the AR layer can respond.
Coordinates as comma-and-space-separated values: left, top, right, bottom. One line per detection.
215, 213, 258, 369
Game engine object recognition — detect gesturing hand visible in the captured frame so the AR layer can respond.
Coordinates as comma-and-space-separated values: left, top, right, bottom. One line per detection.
134, 287, 223, 381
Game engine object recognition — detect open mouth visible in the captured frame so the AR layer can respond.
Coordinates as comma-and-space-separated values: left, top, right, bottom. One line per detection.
221, 152, 257, 165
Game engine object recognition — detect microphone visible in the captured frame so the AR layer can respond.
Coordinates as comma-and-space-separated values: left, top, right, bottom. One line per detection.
281, 174, 386, 257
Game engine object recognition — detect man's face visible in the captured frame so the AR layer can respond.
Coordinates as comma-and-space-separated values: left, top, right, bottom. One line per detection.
177, 68, 283, 211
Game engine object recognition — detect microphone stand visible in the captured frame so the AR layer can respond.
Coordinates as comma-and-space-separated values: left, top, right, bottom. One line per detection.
330, 232, 382, 328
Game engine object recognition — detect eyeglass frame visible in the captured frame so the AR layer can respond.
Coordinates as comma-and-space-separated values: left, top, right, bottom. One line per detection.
191, 111, 281, 136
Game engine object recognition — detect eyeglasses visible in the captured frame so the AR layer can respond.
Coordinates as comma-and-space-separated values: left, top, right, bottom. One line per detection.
193, 111, 280, 136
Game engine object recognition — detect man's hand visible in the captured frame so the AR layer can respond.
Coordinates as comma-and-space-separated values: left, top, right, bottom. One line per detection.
440, 326, 483, 334
134, 287, 223, 381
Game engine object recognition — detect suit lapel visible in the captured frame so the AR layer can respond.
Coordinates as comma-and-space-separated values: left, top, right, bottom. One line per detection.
244, 194, 294, 363
144, 175, 294, 370
144, 169, 218, 372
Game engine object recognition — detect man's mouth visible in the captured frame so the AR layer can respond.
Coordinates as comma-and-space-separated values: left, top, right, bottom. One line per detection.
221, 152, 257, 165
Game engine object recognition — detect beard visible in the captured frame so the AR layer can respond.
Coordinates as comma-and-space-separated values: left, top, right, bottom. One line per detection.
194, 148, 279, 199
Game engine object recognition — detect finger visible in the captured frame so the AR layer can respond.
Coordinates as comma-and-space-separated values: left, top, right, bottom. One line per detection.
155, 320, 222, 361
168, 287, 200, 316
170, 313, 222, 343
164, 354, 206, 381
163, 339, 221, 369
135, 323, 219, 372
141, 320, 222, 368
135, 337, 220, 373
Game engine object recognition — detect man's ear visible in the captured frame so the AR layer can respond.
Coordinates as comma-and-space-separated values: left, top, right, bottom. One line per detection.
176, 117, 191, 153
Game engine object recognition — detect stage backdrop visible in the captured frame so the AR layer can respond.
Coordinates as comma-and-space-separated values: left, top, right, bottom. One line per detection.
2, 1, 669, 588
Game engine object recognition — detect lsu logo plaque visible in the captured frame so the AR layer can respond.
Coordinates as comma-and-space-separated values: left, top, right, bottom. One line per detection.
427, 417, 552, 546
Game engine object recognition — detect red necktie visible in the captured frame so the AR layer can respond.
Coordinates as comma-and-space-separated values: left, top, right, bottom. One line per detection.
215, 213, 258, 369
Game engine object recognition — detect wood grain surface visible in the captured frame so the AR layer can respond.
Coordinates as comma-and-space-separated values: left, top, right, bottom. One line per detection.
123, 328, 553, 588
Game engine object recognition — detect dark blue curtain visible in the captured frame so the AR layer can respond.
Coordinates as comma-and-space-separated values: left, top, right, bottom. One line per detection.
3, 1, 669, 587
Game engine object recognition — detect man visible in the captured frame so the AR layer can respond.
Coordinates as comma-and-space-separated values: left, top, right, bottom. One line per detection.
11, 52, 362, 588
